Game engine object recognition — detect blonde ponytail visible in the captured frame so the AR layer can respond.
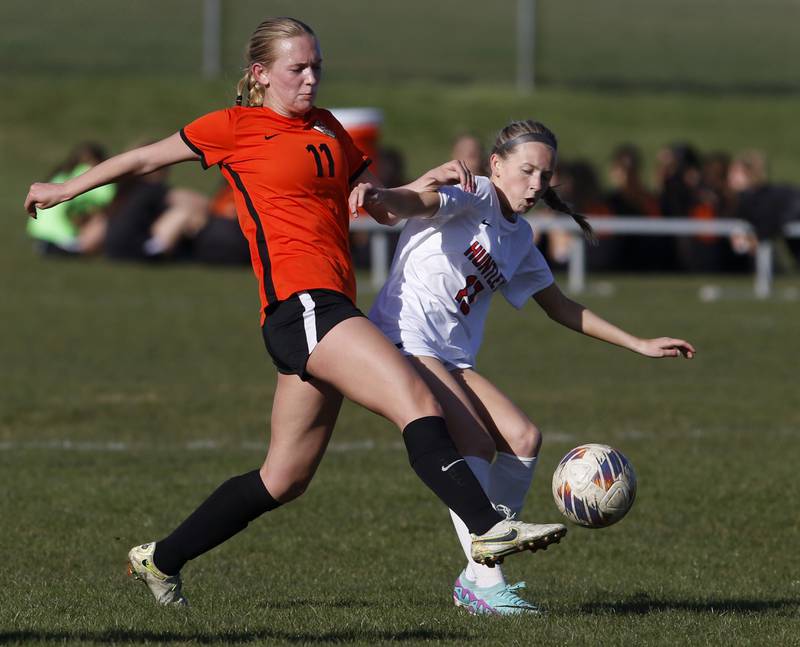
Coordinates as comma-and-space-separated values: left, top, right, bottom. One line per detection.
235, 69, 265, 108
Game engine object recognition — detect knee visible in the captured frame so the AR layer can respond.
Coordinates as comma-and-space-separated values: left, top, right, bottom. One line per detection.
260, 467, 312, 504
504, 420, 542, 457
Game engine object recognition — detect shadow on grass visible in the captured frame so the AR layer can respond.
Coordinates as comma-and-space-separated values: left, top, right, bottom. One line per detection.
0, 627, 468, 644
579, 595, 799, 615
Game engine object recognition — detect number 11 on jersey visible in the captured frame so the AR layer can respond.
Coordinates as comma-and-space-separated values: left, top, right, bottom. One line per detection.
306, 144, 335, 177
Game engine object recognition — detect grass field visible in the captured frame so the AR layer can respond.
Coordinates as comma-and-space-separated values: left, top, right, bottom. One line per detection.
4, 0, 800, 91
1, 261, 799, 645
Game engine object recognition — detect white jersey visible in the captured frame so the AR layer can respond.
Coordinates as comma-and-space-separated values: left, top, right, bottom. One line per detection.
370, 176, 554, 369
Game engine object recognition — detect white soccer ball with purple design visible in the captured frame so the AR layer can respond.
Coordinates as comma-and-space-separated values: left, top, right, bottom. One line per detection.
552, 443, 636, 528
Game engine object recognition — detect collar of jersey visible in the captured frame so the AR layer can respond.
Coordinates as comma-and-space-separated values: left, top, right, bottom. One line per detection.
249, 104, 319, 128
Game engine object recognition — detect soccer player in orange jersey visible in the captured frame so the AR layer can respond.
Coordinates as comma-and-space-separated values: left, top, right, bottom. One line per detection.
24, 17, 569, 607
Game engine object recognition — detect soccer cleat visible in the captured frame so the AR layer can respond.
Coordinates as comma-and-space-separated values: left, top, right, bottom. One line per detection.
453, 570, 542, 615
470, 518, 567, 567
126, 542, 188, 606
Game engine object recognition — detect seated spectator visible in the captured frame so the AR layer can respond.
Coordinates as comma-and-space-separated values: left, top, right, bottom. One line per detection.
190, 183, 250, 265
535, 160, 613, 270
728, 150, 800, 268
677, 151, 747, 272
608, 143, 668, 271
569, 160, 618, 271
104, 164, 208, 262
450, 133, 489, 175
27, 142, 114, 256
657, 144, 702, 219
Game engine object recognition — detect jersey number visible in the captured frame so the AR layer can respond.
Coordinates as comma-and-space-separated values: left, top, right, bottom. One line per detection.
306, 143, 335, 177
454, 275, 484, 315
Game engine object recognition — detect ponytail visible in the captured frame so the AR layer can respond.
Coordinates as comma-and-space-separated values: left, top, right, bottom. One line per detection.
542, 187, 597, 245
235, 69, 265, 108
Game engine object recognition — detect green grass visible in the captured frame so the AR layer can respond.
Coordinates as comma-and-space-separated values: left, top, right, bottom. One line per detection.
3, 0, 800, 91
1, 267, 799, 645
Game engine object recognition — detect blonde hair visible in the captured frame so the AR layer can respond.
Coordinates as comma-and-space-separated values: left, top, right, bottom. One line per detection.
235, 17, 316, 108
733, 150, 768, 185
492, 119, 596, 244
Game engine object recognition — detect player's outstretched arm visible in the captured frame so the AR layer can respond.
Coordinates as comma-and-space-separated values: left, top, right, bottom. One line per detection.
24, 133, 199, 218
533, 283, 695, 359
349, 183, 440, 225
349, 160, 474, 226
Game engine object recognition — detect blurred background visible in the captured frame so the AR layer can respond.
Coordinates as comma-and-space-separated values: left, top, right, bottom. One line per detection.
2, 0, 800, 279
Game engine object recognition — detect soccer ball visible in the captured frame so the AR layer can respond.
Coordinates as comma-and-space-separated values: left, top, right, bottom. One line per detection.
552, 443, 636, 528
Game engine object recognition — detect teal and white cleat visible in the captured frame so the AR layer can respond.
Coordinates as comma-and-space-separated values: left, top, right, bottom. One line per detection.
470, 518, 566, 567
126, 543, 188, 606
453, 570, 542, 615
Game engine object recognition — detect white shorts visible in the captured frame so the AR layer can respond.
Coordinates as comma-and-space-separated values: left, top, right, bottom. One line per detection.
393, 332, 474, 371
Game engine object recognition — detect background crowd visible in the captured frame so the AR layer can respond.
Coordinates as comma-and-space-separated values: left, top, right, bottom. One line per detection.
28, 133, 800, 275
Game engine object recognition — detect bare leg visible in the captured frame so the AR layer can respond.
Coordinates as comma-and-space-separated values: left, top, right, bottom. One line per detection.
260, 372, 343, 502
406, 356, 494, 460
149, 373, 342, 576
149, 189, 209, 254
454, 368, 541, 520
452, 369, 541, 457
306, 316, 501, 536
77, 213, 107, 254
305, 316, 442, 428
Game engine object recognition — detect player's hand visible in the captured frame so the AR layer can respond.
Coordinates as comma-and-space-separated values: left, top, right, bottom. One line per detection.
636, 337, 696, 359
425, 160, 475, 193
24, 182, 69, 219
348, 182, 383, 218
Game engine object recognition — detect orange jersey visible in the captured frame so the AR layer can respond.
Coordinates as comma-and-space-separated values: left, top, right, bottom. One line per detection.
181, 106, 370, 320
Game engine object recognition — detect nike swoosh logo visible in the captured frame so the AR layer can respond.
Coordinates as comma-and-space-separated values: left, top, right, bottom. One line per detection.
264, 134, 279, 140
481, 219, 492, 227
441, 459, 465, 472
142, 559, 166, 580
476, 529, 518, 543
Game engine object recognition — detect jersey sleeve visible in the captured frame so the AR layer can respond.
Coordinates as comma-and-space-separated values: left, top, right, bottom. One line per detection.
501, 242, 554, 309
321, 112, 371, 184
181, 109, 237, 169
435, 184, 482, 222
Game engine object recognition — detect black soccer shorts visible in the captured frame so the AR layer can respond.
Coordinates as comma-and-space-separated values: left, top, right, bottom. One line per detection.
261, 289, 365, 380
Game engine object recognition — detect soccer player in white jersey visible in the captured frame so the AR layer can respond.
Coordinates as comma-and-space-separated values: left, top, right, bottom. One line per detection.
350, 119, 696, 615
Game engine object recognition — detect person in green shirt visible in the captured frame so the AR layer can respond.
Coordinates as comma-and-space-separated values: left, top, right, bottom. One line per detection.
27, 142, 115, 255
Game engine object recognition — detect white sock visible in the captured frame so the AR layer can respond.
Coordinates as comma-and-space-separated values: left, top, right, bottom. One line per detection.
488, 452, 538, 517
449, 455, 505, 588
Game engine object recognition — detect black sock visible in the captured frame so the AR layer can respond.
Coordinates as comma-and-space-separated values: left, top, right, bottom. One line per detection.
403, 416, 501, 535
153, 470, 281, 575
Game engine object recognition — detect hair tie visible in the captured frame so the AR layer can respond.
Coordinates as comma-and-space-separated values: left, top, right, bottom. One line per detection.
235, 94, 243, 106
